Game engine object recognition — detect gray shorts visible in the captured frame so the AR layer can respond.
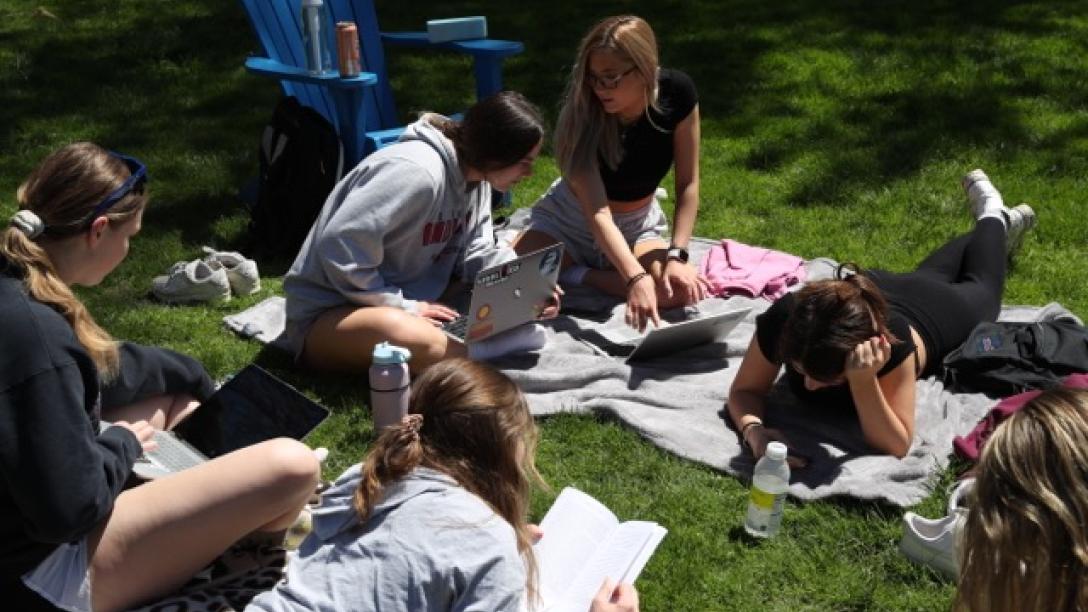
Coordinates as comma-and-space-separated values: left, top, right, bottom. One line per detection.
525, 179, 668, 269
22, 538, 93, 612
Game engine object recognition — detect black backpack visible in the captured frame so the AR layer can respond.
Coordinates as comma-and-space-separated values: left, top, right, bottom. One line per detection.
942, 319, 1088, 396
247, 96, 344, 260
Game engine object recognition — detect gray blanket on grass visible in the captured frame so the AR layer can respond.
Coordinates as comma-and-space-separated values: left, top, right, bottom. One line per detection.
223, 228, 1081, 507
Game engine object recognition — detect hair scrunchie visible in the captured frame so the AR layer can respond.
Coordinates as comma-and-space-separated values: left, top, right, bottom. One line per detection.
401, 413, 423, 434
10, 209, 45, 239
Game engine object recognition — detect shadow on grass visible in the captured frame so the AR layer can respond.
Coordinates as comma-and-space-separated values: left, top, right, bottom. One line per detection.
4, 0, 1080, 230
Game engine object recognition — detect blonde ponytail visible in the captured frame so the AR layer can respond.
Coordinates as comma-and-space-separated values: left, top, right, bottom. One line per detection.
1, 142, 147, 380
0, 227, 120, 378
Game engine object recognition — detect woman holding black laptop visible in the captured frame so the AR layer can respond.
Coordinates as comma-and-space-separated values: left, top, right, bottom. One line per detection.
1, 142, 320, 611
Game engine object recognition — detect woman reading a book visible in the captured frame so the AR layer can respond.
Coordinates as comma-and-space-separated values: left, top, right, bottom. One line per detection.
728, 170, 1035, 460
1, 142, 321, 611
248, 358, 639, 612
284, 91, 560, 374
514, 15, 709, 332
957, 387, 1088, 611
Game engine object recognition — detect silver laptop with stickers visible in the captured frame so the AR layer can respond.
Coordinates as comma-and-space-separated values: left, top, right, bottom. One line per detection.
442, 243, 563, 344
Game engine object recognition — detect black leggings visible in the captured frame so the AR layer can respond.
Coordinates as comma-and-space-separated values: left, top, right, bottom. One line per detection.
867, 217, 1007, 376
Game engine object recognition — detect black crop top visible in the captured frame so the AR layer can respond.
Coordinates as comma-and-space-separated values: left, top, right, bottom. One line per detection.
598, 68, 698, 202
755, 289, 918, 409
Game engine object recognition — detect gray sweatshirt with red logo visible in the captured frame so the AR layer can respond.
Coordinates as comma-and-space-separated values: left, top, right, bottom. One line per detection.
283, 115, 512, 354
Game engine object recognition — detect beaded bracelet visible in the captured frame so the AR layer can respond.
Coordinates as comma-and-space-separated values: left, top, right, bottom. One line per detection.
625, 271, 649, 292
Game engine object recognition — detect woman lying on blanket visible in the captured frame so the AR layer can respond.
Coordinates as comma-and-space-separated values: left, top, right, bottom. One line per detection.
728, 170, 1036, 460
248, 358, 638, 612
1, 143, 320, 612
513, 15, 710, 331
284, 91, 560, 374
957, 387, 1088, 612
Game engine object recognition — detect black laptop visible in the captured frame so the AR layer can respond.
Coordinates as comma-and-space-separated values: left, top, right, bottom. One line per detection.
121, 364, 329, 479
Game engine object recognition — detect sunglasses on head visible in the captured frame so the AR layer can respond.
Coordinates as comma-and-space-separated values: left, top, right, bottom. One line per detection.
89, 152, 148, 220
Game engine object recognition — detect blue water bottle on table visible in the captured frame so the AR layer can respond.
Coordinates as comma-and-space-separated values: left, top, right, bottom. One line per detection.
369, 342, 412, 431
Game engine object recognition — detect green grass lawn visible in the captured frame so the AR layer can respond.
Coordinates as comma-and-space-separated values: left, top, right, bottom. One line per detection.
2, 1, 1086, 609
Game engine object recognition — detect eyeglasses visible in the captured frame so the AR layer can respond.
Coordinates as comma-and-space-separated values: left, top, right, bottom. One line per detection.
585, 66, 637, 90
90, 152, 148, 219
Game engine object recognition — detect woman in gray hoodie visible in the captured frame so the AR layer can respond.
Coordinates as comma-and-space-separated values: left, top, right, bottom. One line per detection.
247, 358, 638, 612
284, 92, 558, 373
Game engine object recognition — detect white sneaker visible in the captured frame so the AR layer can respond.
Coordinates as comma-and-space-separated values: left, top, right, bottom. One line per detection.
151, 260, 231, 303
1004, 203, 1036, 256
947, 477, 975, 516
962, 168, 1005, 221
468, 323, 548, 361
899, 509, 964, 578
202, 246, 260, 296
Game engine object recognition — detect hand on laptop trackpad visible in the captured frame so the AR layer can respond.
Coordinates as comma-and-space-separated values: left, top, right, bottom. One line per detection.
607, 321, 670, 345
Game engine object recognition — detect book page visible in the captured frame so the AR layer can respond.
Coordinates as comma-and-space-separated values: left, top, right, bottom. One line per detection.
534, 488, 619, 605
618, 523, 667, 583
559, 521, 664, 610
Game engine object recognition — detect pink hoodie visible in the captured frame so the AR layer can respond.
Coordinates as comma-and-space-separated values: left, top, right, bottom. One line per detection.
698, 239, 806, 301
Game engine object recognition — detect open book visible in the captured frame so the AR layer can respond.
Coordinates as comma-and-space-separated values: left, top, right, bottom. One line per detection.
533, 487, 667, 612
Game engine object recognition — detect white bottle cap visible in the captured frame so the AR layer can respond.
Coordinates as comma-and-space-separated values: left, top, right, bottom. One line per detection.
765, 441, 788, 461
302, 0, 323, 7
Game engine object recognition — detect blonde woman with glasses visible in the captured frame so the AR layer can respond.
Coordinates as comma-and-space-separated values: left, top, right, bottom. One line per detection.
514, 15, 708, 331
957, 387, 1088, 611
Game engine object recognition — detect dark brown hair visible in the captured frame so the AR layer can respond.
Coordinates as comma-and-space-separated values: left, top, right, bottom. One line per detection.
779, 264, 898, 381
439, 90, 545, 173
354, 358, 542, 599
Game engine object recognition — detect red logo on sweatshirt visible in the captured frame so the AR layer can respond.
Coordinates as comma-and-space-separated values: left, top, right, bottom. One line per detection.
421, 217, 466, 246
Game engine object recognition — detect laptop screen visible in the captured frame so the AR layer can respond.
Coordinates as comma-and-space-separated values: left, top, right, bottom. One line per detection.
172, 364, 329, 459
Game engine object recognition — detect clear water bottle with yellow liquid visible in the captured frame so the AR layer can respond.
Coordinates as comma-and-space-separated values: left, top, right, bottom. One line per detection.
744, 441, 790, 538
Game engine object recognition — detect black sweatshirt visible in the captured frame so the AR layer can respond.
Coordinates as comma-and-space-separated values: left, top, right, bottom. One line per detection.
0, 267, 214, 582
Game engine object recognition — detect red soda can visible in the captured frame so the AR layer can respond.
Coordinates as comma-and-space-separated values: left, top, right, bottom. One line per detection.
336, 21, 361, 77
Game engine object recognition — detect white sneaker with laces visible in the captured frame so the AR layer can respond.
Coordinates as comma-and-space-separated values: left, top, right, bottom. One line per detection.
1004, 203, 1036, 257
202, 246, 260, 296
151, 259, 231, 303
899, 508, 964, 578
962, 168, 1005, 223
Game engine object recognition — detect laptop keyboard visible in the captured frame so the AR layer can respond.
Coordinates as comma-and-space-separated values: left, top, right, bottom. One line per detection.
442, 315, 469, 341
141, 431, 205, 472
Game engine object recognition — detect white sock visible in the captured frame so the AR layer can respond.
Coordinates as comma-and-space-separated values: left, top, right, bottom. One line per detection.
559, 264, 590, 286
468, 323, 548, 361
978, 208, 1009, 230
967, 176, 1005, 219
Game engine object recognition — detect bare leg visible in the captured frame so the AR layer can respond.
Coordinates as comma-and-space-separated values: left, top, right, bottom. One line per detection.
512, 229, 576, 267
101, 394, 200, 430
581, 239, 689, 310
89, 438, 320, 612
302, 305, 466, 374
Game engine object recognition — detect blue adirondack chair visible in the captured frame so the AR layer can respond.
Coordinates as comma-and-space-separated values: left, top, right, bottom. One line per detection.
239, 0, 524, 167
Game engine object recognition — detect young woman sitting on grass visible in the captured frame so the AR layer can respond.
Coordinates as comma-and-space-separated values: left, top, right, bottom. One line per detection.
957, 387, 1088, 611
248, 358, 638, 612
728, 170, 1036, 460
513, 15, 709, 332
1, 142, 320, 612
284, 91, 560, 374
